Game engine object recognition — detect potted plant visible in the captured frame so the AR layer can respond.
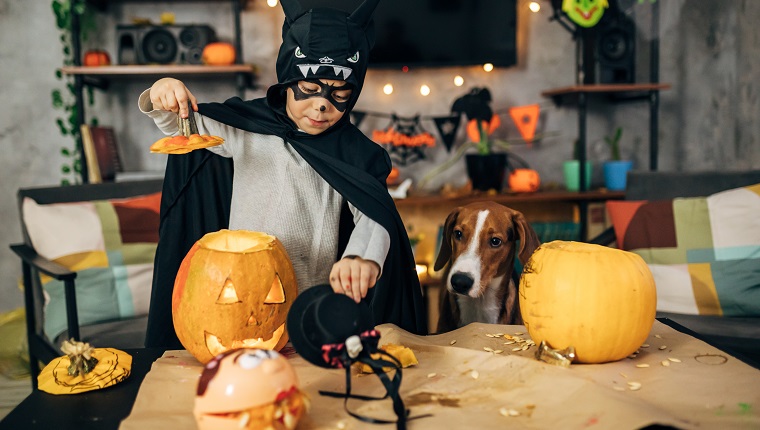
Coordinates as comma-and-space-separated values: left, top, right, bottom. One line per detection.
602, 127, 633, 191
420, 88, 514, 192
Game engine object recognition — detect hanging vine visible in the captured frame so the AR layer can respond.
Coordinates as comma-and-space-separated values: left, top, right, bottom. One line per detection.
51, 0, 98, 185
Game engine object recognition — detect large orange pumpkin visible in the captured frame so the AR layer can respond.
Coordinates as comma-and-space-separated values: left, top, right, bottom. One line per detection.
173, 230, 298, 364
519, 241, 656, 364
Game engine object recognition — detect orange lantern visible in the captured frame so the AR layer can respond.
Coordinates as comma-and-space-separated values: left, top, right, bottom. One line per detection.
172, 230, 298, 364
508, 168, 540, 192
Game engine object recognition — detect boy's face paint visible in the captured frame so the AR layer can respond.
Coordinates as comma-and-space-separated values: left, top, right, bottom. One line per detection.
289, 79, 353, 112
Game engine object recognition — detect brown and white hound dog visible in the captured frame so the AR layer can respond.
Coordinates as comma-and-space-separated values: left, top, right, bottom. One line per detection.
434, 201, 541, 334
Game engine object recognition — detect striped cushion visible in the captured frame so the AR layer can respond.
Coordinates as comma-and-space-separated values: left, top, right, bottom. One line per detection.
606, 183, 760, 316
22, 192, 160, 340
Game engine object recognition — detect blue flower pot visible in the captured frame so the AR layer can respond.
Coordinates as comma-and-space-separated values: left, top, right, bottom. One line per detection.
603, 160, 634, 191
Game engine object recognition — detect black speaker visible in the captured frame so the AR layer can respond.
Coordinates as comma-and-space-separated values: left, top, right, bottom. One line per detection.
594, 11, 636, 84
117, 24, 217, 65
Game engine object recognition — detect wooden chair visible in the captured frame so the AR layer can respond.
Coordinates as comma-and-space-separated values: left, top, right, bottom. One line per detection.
10, 179, 163, 389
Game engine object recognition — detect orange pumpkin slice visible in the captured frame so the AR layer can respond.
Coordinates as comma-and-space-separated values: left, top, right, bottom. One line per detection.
150, 133, 224, 154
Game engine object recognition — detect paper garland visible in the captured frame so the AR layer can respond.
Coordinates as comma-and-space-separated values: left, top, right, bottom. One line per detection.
508, 104, 540, 145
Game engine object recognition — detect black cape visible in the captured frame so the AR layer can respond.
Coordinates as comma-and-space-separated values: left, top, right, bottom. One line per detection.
144, 97, 429, 348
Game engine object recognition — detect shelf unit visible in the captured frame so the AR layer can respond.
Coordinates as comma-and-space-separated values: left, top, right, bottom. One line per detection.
541, 2, 669, 240
64, 0, 254, 183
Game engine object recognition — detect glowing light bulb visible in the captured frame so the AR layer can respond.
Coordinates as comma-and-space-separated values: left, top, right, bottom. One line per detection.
420, 85, 431, 96
267, 0, 278, 7
454, 75, 464, 86
529, 2, 540, 12
483, 63, 494, 72
383, 83, 393, 95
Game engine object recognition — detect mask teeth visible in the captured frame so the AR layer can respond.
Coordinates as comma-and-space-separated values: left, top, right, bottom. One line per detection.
297, 64, 322, 78
332, 65, 352, 79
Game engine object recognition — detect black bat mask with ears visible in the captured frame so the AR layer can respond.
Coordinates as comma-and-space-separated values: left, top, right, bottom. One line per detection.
266, 0, 379, 116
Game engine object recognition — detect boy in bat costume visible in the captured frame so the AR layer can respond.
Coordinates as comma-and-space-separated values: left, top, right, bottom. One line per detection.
140, 0, 427, 348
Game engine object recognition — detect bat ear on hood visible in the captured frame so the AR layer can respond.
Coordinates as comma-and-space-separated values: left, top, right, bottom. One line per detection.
280, 0, 306, 26
348, 0, 380, 29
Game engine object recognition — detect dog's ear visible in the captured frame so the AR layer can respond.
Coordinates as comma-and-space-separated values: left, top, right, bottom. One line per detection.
433, 208, 460, 271
511, 210, 541, 265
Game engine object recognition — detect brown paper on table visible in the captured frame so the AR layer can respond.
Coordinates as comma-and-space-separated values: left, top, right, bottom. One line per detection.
120, 321, 760, 430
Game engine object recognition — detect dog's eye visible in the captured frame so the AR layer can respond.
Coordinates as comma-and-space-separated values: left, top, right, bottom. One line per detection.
454, 230, 463, 241
489, 237, 503, 247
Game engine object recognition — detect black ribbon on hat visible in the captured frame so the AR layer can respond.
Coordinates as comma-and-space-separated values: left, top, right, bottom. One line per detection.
318, 330, 430, 430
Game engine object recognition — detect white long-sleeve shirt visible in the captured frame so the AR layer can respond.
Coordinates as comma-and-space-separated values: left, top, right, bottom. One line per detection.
139, 90, 389, 293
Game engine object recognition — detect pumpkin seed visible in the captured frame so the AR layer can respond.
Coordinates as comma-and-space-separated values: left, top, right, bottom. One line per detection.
450, 340, 457, 345
493, 350, 504, 354
613, 386, 626, 391
427, 372, 437, 378
627, 381, 642, 391
661, 360, 670, 367
655, 334, 662, 339
641, 344, 650, 348
668, 357, 681, 363
484, 347, 494, 352
659, 345, 667, 350
512, 347, 523, 352
636, 364, 650, 368
470, 370, 479, 379
504, 341, 516, 345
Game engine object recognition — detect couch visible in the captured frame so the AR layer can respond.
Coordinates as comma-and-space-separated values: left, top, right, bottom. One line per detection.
593, 170, 760, 369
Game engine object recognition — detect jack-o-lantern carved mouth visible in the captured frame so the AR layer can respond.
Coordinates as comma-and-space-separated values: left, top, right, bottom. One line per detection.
205, 323, 286, 357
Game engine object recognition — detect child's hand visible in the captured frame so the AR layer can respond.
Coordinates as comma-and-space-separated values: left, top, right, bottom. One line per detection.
329, 257, 380, 303
149, 78, 198, 119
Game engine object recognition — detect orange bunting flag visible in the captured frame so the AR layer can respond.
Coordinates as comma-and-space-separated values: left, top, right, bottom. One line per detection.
508, 104, 540, 145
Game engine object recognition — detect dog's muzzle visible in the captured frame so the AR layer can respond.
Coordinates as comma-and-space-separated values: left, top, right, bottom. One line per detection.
450, 272, 474, 295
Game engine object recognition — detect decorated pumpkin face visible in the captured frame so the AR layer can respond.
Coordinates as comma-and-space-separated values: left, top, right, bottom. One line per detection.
562, 0, 608, 28
508, 168, 541, 193
194, 348, 306, 430
172, 230, 298, 364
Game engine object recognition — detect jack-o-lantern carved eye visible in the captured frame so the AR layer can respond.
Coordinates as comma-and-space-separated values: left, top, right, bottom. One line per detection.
265, 273, 286, 304
216, 277, 241, 304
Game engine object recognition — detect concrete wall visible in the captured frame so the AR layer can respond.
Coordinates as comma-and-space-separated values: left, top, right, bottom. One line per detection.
1, 0, 759, 313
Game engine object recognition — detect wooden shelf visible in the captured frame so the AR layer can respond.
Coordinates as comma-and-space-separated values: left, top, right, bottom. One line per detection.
61, 64, 257, 77
542, 83, 672, 105
394, 189, 625, 208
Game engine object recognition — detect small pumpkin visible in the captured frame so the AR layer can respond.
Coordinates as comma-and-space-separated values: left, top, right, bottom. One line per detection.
150, 133, 224, 154
83, 49, 111, 66
519, 241, 656, 364
173, 230, 298, 364
202, 42, 236, 66
38, 340, 132, 395
508, 168, 540, 192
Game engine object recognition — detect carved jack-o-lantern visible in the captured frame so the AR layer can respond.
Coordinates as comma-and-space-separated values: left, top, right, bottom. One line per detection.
172, 230, 298, 364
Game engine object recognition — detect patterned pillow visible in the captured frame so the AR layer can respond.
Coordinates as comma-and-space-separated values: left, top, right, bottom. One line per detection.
606, 183, 760, 317
22, 192, 161, 340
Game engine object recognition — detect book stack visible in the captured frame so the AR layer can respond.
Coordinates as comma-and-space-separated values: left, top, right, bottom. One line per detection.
80, 125, 123, 183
